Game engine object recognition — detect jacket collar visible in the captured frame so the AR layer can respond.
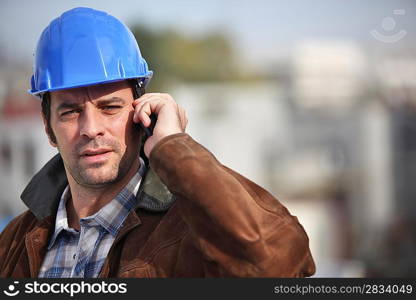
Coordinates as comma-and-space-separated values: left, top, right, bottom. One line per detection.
20, 154, 175, 221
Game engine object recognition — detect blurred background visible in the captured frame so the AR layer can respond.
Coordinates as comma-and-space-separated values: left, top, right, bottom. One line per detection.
0, 0, 416, 277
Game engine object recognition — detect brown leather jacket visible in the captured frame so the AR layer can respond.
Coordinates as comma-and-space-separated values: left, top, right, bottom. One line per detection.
0, 133, 315, 278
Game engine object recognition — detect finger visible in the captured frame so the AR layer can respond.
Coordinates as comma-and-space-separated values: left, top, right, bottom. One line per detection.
134, 101, 152, 126
132, 94, 151, 107
133, 94, 173, 121
183, 109, 189, 129
133, 93, 166, 104
178, 106, 186, 131
133, 97, 158, 122
133, 94, 166, 111
176, 105, 188, 132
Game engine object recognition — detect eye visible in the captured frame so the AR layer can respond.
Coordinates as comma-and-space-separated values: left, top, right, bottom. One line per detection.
61, 109, 79, 117
102, 105, 122, 113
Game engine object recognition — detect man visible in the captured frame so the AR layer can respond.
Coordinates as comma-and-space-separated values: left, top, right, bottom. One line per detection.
0, 7, 315, 278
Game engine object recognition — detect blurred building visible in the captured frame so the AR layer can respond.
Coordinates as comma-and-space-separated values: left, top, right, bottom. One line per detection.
366, 54, 416, 276
283, 40, 393, 276
0, 69, 57, 227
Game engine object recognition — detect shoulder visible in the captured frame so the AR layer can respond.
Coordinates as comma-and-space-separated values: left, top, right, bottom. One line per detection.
0, 210, 41, 276
0, 210, 38, 240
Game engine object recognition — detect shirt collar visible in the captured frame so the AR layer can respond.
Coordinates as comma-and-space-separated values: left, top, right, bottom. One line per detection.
47, 185, 72, 249
48, 157, 147, 249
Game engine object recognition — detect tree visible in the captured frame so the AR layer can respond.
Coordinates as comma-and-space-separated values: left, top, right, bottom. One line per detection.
131, 25, 240, 91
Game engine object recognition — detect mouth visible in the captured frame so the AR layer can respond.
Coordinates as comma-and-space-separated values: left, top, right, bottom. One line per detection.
80, 149, 113, 163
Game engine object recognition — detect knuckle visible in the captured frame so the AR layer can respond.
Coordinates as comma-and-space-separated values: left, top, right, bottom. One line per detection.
164, 93, 175, 103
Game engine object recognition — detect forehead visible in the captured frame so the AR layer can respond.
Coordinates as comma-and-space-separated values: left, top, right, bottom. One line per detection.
50, 81, 132, 104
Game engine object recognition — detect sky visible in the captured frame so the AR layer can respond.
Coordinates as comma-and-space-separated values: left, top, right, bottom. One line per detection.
0, 0, 415, 67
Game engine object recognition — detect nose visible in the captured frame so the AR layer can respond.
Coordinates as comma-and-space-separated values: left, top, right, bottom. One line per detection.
79, 106, 105, 139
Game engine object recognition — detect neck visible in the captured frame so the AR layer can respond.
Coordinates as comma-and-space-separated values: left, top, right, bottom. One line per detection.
65, 160, 140, 230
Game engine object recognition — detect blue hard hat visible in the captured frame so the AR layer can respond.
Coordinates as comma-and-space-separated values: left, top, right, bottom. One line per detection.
29, 7, 153, 96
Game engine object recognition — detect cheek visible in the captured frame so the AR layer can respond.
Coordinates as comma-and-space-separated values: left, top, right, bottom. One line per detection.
51, 121, 79, 147
108, 111, 136, 146
124, 111, 142, 149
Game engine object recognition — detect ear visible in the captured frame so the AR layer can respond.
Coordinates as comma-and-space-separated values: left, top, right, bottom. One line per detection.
41, 112, 57, 148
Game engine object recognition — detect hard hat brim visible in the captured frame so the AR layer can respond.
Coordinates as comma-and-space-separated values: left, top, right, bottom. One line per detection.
29, 72, 153, 97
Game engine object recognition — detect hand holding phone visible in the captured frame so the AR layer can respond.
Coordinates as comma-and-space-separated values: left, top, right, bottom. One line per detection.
132, 93, 188, 158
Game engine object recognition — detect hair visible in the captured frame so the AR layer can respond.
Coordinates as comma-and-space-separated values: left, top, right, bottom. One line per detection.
41, 92, 56, 144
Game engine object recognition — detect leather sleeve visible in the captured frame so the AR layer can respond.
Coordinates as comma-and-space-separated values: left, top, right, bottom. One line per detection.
0, 211, 36, 277
149, 133, 316, 277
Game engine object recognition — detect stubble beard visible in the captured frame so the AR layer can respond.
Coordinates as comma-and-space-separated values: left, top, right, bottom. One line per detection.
71, 154, 132, 188
60, 137, 140, 189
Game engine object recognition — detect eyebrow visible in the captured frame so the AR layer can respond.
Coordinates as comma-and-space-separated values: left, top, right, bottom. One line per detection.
56, 97, 126, 112
56, 101, 81, 112
96, 97, 126, 107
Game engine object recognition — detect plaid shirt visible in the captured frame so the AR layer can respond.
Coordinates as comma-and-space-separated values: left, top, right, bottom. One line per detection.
39, 159, 146, 278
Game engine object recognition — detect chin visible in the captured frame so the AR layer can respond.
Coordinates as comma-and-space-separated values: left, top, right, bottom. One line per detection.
78, 169, 119, 186
70, 156, 136, 187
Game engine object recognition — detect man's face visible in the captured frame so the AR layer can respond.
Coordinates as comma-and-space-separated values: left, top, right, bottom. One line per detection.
47, 81, 142, 188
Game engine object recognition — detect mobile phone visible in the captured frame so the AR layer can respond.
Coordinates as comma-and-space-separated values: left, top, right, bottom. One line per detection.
137, 113, 157, 165
131, 79, 157, 139
138, 113, 157, 138
134, 113, 156, 137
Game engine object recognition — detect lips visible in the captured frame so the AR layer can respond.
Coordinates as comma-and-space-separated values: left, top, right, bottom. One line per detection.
79, 149, 112, 163
80, 149, 112, 156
